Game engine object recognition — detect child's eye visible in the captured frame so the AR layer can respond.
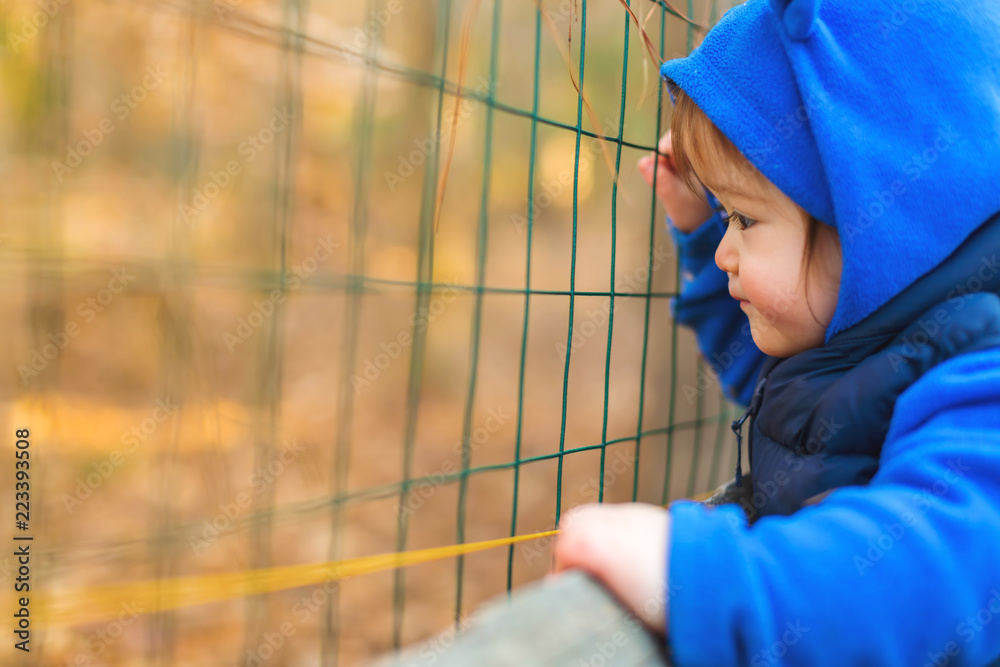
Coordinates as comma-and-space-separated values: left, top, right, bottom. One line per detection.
718, 208, 757, 231
730, 212, 757, 231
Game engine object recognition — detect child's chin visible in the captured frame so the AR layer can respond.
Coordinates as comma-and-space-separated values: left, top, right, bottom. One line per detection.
749, 327, 814, 359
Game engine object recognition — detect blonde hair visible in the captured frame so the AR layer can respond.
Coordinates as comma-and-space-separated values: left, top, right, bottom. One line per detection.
669, 87, 767, 197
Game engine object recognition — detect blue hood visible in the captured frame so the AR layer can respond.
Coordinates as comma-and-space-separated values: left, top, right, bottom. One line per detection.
660, 0, 1000, 339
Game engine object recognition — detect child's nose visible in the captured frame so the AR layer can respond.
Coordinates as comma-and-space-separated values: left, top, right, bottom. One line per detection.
715, 224, 739, 275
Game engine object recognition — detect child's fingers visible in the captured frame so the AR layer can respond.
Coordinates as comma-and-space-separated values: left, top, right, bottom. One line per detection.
551, 503, 671, 634
638, 154, 684, 202
552, 505, 612, 575
638, 142, 715, 233
657, 132, 678, 171
657, 131, 672, 158
638, 153, 672, 184
637, 155, 656, 187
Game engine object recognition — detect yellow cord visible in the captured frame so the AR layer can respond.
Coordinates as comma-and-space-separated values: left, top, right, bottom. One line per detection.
39, 496, 712, 629
37, 530, 560, 629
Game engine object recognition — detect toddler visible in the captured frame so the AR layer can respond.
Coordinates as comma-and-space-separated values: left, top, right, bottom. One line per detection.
553, 1, 1000, 665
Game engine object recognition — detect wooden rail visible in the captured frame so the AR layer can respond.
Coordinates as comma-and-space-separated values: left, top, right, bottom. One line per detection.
370, 570, 673, 666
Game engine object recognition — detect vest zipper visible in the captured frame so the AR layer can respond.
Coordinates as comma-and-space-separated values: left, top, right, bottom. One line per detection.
731, 376, 767, 488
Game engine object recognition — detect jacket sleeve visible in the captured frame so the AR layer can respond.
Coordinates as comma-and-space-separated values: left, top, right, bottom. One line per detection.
666, 346, 1000, 667
668, 206, 764, 407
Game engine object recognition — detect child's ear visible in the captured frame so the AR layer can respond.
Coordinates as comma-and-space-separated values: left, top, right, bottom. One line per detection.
768, 0, 821, 40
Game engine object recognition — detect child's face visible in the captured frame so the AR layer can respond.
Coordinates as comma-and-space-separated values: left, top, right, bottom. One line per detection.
710, 176, 842, 358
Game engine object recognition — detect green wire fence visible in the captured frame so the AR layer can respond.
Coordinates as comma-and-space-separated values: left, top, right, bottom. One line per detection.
1, 0, 739, 664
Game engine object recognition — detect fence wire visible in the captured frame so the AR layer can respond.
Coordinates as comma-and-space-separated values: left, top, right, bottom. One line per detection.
1, 0, 737, 664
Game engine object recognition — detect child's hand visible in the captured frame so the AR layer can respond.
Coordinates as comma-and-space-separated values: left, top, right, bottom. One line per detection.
552, 502, 671, 635
637, 132, 715, 234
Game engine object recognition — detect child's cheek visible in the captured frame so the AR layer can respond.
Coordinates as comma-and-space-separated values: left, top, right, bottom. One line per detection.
743, 257, 801, 325
739, 267, 770, 312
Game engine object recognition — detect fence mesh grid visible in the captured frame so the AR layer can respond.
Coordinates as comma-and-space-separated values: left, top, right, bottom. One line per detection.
1, 0, 738, 664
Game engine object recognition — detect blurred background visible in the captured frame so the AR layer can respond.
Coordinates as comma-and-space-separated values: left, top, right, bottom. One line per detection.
0, 0, 739, 664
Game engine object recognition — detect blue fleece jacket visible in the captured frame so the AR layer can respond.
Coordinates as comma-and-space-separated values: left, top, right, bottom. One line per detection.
657, 1, 1000, 665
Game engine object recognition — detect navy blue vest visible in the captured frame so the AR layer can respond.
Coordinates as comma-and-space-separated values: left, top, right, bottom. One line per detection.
732, 212, 1000, 521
